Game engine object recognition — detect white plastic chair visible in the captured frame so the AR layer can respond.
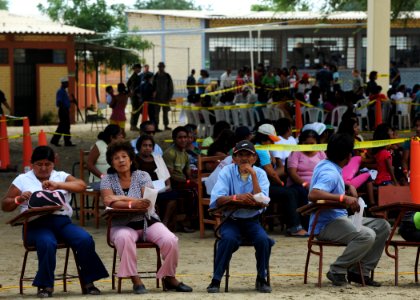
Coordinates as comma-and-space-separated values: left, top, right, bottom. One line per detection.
394, 97, 412, 130
331, 106, 348, 131
247, 108, 256, 128
269, 106, 285, 121
200, 109, 214, 137
304, 107, 324, 124
230, 108, 241, 129
238, 107, 250, 128
355, 99, 369, 130
214, 109, 226, 123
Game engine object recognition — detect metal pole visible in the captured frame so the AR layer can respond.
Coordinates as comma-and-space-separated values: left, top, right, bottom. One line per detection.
187, 47, 190, 75
119, 50, 123, 83
257, 30, 261, 64
249, 30, 255, 93
84, 43, 88, 122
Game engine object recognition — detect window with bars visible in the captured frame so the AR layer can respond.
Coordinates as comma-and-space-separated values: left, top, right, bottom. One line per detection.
287, 36, 353, 69
209, 37, 275, 52
361, 35, 420, 67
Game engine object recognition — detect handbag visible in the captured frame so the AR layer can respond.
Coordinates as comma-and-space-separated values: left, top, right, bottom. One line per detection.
28, 190, 67, 209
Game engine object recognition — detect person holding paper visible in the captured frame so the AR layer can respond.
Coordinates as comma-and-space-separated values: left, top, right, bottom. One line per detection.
207, 140, 274, 293
2, 146, 108, 297
308, 133, 390, 287
100, 141, 192, 294
135, 135, 178, 231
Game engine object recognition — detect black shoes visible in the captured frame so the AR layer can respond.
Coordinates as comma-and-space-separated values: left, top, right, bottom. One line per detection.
165, 126, 172, 131
64, 143, 76, 147
162, 278, 192, 292
206, 279, 220, 293
37, 287, 53, 298
85, 283, 101, 295
347, 271, 381, 287
327, 271, 348, 286
133, 284, 148, 294
255, 277, 272, 293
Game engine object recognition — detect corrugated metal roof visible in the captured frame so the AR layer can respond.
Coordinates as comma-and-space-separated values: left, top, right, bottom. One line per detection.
0, 10, 95, 35
126, 9, 420, 21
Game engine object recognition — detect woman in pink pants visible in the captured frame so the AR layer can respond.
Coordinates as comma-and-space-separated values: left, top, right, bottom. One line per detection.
101, 141, 192, 294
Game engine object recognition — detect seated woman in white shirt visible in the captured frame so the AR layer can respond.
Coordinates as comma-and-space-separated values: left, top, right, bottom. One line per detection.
1, 146, 108, 297
87, 124, 124, 190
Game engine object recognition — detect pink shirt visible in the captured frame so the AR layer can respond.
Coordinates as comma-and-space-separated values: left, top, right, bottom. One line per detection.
374, 149, 392, 184
287, 151, 326, 186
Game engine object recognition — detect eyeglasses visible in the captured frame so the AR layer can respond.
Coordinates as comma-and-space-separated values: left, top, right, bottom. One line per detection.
144, 130, 156, 135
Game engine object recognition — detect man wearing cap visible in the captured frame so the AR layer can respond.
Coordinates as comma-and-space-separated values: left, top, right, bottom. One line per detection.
127, 63, 142, 131
152, 62, 174, 131
207, 140, 274, 293
51, 77, 75, 147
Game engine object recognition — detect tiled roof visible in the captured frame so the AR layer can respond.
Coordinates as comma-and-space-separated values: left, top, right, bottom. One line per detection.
126, 9, 420, 20
0, 10, 94, 35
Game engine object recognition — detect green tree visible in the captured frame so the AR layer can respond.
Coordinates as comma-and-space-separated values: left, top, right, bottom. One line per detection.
38, 0, 150, 102
251, 0, 309, 11
0, 0, 8, 10
134, 0, 200, 10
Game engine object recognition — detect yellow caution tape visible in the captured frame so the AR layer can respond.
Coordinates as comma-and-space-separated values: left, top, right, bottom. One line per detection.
256, 138, 409, 151
164, 139, 203, 143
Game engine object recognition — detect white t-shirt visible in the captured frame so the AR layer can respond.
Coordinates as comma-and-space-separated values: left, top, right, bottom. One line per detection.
12, 170, 73, 217
271, 136, 297, 166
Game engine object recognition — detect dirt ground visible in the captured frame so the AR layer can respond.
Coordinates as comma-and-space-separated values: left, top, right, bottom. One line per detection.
0, 118, 419, 299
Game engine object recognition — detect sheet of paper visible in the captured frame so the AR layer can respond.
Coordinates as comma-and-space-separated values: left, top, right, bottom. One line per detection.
352, 197, 365, 232
152, 179, 167, 193
143, 186, 158, 215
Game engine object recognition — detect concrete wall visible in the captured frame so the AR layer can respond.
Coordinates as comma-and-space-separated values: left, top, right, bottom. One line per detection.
38, 66, 68, 120
127, 13, 203, 81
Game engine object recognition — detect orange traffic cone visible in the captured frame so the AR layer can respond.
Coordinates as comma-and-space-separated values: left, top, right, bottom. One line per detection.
375, 98, 382, 127
38, 130, 47, 146
141, 102, 149, 122
22, 117, 32, 173
0, 115, 10, 170
295, 100, 303, 134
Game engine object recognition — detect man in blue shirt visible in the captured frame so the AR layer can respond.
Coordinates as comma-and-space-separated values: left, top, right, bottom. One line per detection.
308, 133, 390, 287
207, 140, 274, 293
50, 77, 75, 147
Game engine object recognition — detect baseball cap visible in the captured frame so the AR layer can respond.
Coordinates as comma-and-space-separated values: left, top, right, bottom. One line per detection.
302, 122, 327, 136
257, 124, 280, 142
158, 62, 165, 68
132, 63, 141, 69
233, 140, 256, 154
60, 77, 68, 83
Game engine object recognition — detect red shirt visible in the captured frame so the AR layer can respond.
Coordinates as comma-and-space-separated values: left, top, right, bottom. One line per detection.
374, 149, 392, 184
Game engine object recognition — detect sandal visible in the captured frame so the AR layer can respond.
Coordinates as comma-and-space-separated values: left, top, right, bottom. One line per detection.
287, 229, 309, 237
37, 288, 53, 298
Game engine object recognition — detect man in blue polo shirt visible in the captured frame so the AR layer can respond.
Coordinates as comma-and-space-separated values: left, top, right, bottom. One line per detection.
308, 133, 390, 287
207, 140, 274, 293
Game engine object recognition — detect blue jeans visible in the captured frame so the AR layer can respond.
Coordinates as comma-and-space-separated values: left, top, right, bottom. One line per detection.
25, 215, 109, 288
213, 217, 274, 281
